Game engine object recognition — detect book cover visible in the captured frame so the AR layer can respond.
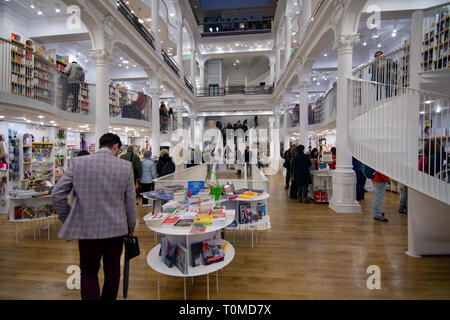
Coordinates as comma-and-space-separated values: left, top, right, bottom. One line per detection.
174, 218, 194, 228
197, 208, 212, 215
238, 191, 257, 199
194, 214, 213, 226
256, 203, 266, 218
191, 242, 204, 267
202, 238, 224, 265
160, 237, 176, 268
239, 203, 250, 224
175, 244, 188, 274
187, 181, 205, 197
222, 240, 229, 254
162, 215, 181, 224
190, 224, 207, 233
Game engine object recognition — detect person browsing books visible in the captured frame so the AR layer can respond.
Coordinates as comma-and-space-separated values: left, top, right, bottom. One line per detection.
140, 149, 157, 207
51, 133, 137, 300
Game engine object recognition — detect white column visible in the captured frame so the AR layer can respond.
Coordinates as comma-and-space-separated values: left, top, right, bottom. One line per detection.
284, 13, 292, 68
283, 110, 289, 153
298, 80, 310, 148
275, 44, 281, 82
189, 113, 196, 149
300, 0, 312, 38
90, 49, 111, 149
175, 95, 184, 129
151, 0, 161, 53
274, 111, 281, 163
269, 58, 275, 85
150, 88, 160, 157
199, 60, 205, 89
329, 34, 361, 214
176, 19, 184, 76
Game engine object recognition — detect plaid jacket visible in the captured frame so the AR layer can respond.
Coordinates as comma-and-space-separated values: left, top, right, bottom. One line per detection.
51, 148, 137, 240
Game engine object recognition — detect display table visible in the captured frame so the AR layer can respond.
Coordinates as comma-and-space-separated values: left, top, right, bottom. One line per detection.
308, 170, 333, 203
142, 193, 173, 214
147, 242, 235, 300
146, 210, 236, 300
217, 193, 271, 249
8, 194, 57, 242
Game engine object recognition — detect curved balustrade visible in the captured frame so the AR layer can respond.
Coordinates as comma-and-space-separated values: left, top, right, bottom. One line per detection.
348, 78, 450, 205
0, 37, 151, 127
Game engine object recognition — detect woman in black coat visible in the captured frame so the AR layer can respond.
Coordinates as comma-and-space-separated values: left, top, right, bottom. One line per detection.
157, 150, 176, 177
291, 144, 311, 203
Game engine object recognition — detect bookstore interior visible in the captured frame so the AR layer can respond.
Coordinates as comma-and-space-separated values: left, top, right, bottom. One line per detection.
0, 0, 449, 304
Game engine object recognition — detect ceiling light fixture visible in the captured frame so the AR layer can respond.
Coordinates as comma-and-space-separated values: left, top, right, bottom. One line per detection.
38, 115, 44, 119
30, 3, 36, 9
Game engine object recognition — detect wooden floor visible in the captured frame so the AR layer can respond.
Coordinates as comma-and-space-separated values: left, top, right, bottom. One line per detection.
1, 173, 450, 300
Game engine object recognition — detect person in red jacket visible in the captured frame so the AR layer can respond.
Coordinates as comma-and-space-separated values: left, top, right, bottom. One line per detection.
372, 171, 389, 222
328, 147, 336, 169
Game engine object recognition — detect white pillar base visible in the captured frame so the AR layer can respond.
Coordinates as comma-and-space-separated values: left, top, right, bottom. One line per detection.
328, 169, 362, 214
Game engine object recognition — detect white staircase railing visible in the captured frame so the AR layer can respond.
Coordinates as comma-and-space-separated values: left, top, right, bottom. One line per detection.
348, 78, 450, 205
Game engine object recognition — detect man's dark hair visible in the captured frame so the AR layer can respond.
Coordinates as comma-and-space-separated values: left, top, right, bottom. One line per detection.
77, 150, 90, 157
99, 133, 122, 149
298, 144, 305, 153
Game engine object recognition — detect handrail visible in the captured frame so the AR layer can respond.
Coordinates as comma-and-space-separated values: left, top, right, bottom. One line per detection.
116, 0, 155, 50
348, 77, 450, 205
352, 43, 409, 75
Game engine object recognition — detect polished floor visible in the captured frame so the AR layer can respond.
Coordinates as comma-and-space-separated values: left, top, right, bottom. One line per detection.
1, 174, 449, 300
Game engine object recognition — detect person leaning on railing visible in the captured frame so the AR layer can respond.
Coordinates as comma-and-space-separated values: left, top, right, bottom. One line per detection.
64, 61, 85, 112
122, 92, 148, 120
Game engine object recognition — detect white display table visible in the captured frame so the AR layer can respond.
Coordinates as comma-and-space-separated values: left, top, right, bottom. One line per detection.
147, 242, 235, 300
218, 193, 271, 249
8, 194, 56, 242
145, 210, 236, 300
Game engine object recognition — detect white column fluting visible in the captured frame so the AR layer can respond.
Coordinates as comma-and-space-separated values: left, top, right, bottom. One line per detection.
298, 81, 310, 148
150, 88, 160, 157
329, 34, 361, 214
284, 13, 292, 69
176, 19, 184, 76
151, 0, 161, 53
90, 49, 111, 149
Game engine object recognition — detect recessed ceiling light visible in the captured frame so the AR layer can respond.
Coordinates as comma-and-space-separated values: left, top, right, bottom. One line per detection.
30, 3, 36, 9
38, 115, 44, 119
363, 41, 367, 46
50, 121, 55, 124
122, 60, 129, 64
377, 43, 382, 48
317, 82, 320, 85
37, 10, 43, 15
324, 53, 328, 57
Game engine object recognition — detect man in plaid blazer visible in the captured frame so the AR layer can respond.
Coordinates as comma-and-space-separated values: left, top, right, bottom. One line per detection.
52, 133, 137, 300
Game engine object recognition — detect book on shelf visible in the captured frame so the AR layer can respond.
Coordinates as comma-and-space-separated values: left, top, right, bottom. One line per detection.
175, 244, 188, 274
238, 203, 250, 224
222, 240, 229, 254
190, 224, 207, 233
191, 242, 204, 267
202, 238, 225, 265
256, 203, 266, 218
160, 237, 176, 268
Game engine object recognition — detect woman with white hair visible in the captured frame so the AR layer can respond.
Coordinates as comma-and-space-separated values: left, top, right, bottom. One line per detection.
140, 149, 157, 207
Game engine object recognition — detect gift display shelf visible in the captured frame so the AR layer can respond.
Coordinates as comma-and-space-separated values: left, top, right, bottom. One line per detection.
7, 194, 57, 242
308, 170, 333, 203
145, 210, 235, 300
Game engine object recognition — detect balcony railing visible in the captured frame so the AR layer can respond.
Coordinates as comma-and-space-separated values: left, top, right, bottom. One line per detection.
196, 85, 274, 97
116, 0, 155, 50
200, 17, 274, 36
161, 49, 179, 77
1, 37, 150, 122
184, 75, 194, 93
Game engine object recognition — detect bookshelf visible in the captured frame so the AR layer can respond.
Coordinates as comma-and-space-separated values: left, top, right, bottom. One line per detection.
109, 84, 121, 117
56, 54, 68, 71
10, 41, 34, 98
422, 7, 450, 71
33, 55, 56, 103
79, 84, 89, 115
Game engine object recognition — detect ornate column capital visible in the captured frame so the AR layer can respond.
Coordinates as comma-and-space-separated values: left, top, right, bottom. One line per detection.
333, 34, 360, 54
89, 49, 112, 64
149, 88, 160, 96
